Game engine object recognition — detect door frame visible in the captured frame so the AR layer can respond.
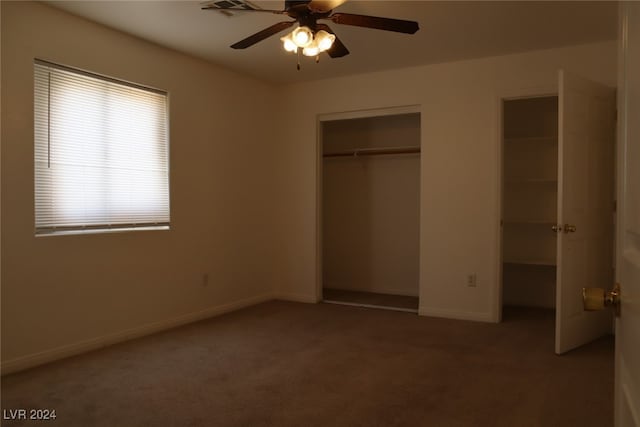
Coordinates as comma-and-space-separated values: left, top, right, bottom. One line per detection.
315, 104, 422, 303
494, 85, 557, 323
615, 2, 640, 424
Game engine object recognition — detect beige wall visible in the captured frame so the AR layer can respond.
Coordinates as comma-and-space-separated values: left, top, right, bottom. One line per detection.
322, 114, 420, 297
1, 2, 279, 371
273, 41, 617, 320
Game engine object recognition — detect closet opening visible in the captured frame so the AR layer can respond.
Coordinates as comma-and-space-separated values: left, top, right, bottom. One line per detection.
501, 96, 558, 325
319, 110, 421, 313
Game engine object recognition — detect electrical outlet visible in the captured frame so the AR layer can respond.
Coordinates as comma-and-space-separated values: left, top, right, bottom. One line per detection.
202, 273, 209, 287
467, 274, 477, 287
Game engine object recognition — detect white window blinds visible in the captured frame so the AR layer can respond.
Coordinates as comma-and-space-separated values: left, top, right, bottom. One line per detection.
34, 60, 170, 234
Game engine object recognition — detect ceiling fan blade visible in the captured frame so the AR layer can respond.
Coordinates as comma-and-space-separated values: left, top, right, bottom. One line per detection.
316, 23, 349, 58
327, 13, 419, 34
307, 0, 348, 13
231, 21, 296, 49
326, 35, 349, 58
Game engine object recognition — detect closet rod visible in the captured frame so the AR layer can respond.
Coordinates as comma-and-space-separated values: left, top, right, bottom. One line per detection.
323, 146, 420, 158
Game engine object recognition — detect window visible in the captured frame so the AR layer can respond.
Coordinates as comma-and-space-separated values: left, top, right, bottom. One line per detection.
34, 60, 170, 235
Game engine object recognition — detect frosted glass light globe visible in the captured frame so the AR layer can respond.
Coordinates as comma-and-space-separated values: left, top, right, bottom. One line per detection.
292, 26, 313, 48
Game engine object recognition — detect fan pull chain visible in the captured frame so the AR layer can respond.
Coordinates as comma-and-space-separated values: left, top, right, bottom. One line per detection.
315, 55, 320, 63
297, 50, 301, 71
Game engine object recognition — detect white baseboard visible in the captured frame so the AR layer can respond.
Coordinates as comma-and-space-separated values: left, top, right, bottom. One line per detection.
274, 292, 319, 303
1, 293, 274, 376
419, 306, 496, 323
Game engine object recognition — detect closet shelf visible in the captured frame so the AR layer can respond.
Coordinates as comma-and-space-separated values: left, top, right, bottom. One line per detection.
323, 146, 420, 158
503, 220, 556, 226
504, 259, 557, 267
504, 136, 558, 144
505, 178, 558, 184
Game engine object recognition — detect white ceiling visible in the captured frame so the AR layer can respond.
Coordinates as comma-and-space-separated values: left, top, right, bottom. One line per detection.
46, 1, 618, 85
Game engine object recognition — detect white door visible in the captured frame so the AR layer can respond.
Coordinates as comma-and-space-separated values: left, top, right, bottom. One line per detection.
555, 70, 616, 354
615, 3, 640, 425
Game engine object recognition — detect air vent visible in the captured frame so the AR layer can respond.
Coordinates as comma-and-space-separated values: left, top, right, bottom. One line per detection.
200, 0, 261, 17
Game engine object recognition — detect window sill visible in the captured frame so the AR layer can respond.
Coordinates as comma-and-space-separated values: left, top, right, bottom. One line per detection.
35, 225, 170, 237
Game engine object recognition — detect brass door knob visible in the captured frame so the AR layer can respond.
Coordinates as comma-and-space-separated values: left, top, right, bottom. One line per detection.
583, 283, 620, 316
552, 225, 562, 233
564, 224, 577, 233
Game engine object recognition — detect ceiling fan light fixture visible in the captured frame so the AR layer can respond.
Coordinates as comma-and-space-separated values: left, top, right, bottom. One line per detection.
280, 34, 298, 53
292, 26, 313, 48
315, 30, 335, 52
302, 40, 321, 57
212, 0, 420, 62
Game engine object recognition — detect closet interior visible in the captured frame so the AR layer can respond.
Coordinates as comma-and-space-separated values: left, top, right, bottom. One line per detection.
321, 112, 420, 312
501, 96, 559, 314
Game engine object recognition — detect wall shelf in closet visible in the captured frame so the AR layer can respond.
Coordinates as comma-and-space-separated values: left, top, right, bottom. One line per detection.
503, 259, 557, 267
502, 96, 559, 308
323, 146, 420, 158
503, 220, 556, 226
504, 136, 557, 144
505, 179, 558, 184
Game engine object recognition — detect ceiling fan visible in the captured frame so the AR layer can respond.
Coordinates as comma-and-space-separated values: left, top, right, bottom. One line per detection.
202, 0, 419, 59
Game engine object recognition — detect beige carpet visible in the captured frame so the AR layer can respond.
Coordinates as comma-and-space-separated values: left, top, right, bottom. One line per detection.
1, 301, 613, 427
